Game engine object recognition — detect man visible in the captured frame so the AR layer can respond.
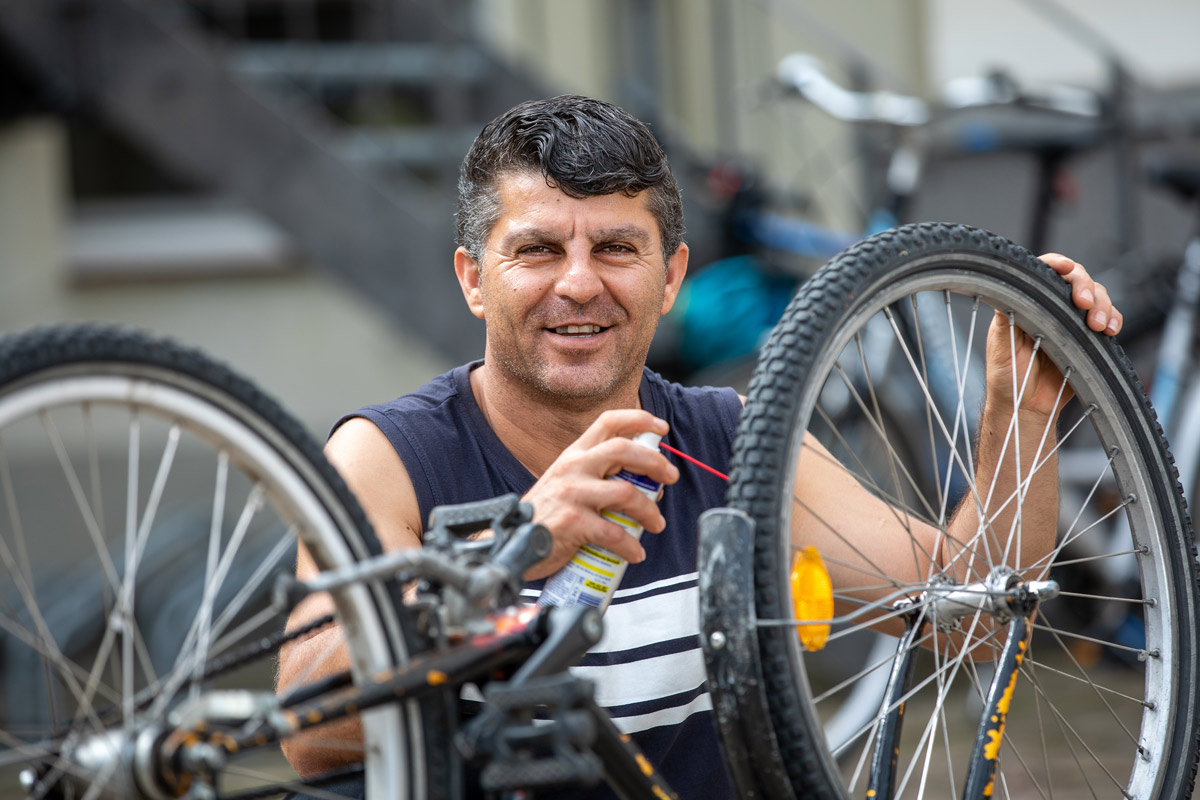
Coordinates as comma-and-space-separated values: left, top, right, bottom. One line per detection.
278, 95, 1122, 797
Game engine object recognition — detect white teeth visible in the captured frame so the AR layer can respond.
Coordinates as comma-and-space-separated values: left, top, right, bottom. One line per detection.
554, 325, 601, 335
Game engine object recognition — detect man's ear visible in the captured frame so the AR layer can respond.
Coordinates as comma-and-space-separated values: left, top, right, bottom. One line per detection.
454, 247, 486, 320
660, 242, 689, 316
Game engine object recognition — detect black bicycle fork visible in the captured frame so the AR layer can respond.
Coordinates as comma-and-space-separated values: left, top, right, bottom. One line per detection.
868, 604, 1036, 800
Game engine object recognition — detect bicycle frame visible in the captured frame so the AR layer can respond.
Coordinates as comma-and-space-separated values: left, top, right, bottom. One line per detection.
146, 496, 680, 800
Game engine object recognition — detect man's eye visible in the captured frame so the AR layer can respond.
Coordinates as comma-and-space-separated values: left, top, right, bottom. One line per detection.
519, 245, 552, 255
600, 244, 634, 253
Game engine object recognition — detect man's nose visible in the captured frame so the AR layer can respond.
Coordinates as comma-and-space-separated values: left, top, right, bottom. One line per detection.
554, 250, 604, 304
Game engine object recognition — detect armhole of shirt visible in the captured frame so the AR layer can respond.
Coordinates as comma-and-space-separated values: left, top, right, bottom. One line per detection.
716, 386, 743, 442
330, 408, 439, 533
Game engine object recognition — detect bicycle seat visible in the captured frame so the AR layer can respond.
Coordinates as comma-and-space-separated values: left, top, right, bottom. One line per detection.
928, 105, 1102, 156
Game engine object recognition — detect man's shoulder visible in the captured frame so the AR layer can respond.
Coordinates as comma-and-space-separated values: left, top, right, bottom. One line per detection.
329, 362, 476, 440
382, 362, 474, 411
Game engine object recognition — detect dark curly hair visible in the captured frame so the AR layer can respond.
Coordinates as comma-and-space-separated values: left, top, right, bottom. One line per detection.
456, 95, 685, 265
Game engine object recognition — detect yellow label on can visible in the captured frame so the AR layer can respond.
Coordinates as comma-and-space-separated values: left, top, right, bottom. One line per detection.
581, 545, 622, 565
571, 550, 616, 578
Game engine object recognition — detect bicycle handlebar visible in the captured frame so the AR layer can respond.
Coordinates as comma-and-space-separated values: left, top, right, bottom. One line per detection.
774, 52, 1114, 167
775, 52, 1101, 131
775, 53, 930, 127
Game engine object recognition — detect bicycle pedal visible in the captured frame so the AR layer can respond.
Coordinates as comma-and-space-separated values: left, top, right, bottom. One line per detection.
483, 673, 595, 711
480, 751, 604, 792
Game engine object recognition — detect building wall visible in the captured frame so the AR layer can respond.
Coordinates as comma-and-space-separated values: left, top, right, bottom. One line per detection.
0, 119, 450, 440
929, 0, 1200, 89
476, 0, 1200, 246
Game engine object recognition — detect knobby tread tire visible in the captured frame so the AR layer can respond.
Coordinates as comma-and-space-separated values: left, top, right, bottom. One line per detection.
0, 325, 360, 530
0, 323, 457, 800
725, 222, 1200, 799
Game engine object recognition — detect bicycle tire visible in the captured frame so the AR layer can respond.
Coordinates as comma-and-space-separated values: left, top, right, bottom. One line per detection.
0, 324, 454, 800
725, 222, 1200, 798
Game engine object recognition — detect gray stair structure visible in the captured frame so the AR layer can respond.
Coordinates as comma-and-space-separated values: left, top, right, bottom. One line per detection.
0, 0, 550, 361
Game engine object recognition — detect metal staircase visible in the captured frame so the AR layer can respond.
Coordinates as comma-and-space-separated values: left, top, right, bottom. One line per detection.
0, 0, 548, 361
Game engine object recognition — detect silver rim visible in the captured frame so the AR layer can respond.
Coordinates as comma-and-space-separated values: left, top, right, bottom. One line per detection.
770, 265, 1186, 798
0, 366, 415, 800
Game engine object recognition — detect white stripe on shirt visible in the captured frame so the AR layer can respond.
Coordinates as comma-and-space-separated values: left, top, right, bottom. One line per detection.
572, 648, 707, 708
592, 583, 700, 654
610, 689, 713, 735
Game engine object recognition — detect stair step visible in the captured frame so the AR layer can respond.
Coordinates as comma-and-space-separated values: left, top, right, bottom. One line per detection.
335, 124, 481, 167
230, 42, 487, 86
70, 197, 294, 281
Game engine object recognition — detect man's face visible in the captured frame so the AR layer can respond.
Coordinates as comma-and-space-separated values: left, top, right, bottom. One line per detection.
455, 171, 687, 404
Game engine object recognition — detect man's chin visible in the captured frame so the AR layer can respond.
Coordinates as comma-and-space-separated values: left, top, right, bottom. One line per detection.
532, 362, 636, 403
490, 347, 644, 404
537, 372, 621, 401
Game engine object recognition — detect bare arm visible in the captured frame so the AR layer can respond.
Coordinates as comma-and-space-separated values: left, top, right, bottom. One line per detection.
942, 253, 1122, 582
277, 418, 422, 777
788, 254, 1121, 624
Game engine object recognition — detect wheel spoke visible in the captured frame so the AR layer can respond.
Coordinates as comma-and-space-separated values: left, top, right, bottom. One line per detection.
43, 410, 121, 595
189, 451, 230, 702
835, 351, 939, 522
938, 293, 982, 527
814, 401, 920, 517
206, 532, 296, 655
1033, 614, 1147, 741
152, 484, 265, 720
0, 607, 117, 724
1017, 656, 1132, 794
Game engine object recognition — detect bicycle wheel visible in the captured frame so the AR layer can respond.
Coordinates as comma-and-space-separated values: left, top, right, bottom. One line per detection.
0, 325, 452, 800
725, 223, 1200, 798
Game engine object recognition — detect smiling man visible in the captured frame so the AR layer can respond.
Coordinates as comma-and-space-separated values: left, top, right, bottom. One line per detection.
278, 95, 1121, 799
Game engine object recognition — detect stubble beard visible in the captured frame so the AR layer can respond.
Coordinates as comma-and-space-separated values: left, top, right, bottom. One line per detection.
489, 332, 648, 409
486, 304, 660, 410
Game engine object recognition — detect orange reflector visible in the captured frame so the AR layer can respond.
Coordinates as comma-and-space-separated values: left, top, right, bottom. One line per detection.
791, 546, 833, 651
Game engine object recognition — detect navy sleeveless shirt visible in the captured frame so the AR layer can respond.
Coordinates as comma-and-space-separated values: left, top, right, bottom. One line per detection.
336, 362, 743, 799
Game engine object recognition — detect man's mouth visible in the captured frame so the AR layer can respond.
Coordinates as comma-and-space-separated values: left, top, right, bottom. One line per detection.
551, 324, 606, 337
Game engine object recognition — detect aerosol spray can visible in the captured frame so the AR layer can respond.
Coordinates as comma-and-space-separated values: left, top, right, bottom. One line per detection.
538, 432, 663, 613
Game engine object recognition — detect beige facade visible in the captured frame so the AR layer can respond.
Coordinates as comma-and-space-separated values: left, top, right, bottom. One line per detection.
0, 119, 448, 440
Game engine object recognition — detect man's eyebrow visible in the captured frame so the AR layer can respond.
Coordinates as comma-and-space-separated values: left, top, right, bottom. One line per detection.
498, 225, 654, 251
497, 227, 564, 251
591, 226, 653, 247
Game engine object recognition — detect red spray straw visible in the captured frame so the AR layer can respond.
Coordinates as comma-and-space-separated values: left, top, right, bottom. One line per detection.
659, 441, 729, 482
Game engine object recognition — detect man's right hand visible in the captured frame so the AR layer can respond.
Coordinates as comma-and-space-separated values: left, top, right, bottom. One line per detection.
521, 410, 679, 580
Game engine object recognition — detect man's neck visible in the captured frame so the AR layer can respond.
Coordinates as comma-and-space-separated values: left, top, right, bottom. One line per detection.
468, 362, 642, 477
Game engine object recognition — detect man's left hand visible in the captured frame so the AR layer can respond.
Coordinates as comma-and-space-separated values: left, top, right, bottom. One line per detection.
984, 253, 1122, 420
1042, 252, 1122, 336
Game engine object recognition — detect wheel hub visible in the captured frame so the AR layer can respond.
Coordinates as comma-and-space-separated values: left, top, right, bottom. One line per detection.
924, 567, 1059, 630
